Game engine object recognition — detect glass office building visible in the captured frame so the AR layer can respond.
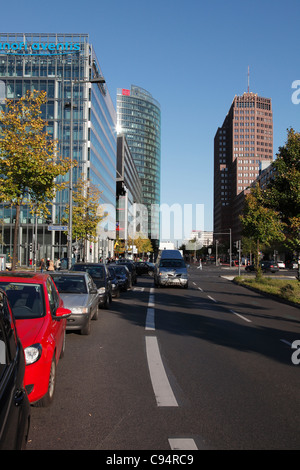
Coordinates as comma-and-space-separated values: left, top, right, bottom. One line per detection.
116, 86, 161, 250
0, 33, 116, 266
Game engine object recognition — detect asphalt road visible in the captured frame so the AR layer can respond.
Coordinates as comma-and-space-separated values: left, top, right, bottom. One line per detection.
26, 266, 300, 450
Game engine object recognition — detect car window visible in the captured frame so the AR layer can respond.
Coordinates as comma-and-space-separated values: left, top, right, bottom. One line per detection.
51, 275, 88, 294
0, 282, 45, 319
46, 278, 58, 316
160, 260, 185, 268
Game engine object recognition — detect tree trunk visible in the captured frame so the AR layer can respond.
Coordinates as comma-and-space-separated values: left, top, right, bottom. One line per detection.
12, 204, 20, 270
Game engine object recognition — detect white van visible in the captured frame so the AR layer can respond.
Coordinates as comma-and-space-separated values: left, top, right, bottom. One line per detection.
154, 249, 188, 288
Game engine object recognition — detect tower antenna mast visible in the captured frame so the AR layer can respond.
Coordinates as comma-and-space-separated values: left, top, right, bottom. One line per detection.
248, 66, 250, 93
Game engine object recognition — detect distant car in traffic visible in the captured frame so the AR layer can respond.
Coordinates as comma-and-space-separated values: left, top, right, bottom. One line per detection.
50, 272, 99, 335
109, 264, 131, 291
260, 261, 279, 273
115, 259, 137, 284
0, 288, 30, 449
277, 260, 285, 269
245, 264, 255, 272
70, 263, 112, 308
0, 272, 71, 407
107, 266, 120, 298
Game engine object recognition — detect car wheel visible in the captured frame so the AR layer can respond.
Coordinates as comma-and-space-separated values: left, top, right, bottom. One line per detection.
81, 316, 91, 335
93, 308, 99, 320
35, 356, 56, 407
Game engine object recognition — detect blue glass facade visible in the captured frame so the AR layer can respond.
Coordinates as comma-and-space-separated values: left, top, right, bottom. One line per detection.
116, 86, 161, 244
0, 33, 116, 265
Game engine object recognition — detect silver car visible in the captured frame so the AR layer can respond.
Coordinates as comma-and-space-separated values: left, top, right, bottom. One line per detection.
50, 272, 99, 335
154, 258, 189, 288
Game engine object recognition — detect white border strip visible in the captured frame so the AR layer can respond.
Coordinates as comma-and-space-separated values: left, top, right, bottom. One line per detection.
146, 336, 178, 407
168, 438, 198, 450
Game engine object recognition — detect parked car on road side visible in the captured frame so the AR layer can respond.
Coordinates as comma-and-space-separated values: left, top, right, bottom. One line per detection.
71, 263, 112, 308
50, 271, 99, 335
107, 266, 120, 298
109, 264, 131, 291
0, 289, 30, 449
115, 259, 137, 284
0, 272, 71, 407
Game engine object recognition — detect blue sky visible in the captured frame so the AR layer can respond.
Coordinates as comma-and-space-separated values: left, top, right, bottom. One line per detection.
2, 0, 299, 236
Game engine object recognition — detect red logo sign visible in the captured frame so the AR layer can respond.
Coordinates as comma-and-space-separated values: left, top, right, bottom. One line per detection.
122, 89, 130, 96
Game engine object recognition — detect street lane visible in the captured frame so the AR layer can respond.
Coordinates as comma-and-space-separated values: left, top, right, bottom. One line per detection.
26, 268, 300, 450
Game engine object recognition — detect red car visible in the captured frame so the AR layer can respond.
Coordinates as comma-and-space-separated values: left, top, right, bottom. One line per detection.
0, 272, 71, 407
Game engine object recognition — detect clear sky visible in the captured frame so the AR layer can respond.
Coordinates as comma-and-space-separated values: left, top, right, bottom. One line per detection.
1, 0, 299, 238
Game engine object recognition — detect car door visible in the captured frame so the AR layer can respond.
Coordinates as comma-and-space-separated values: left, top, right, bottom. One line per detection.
0, 292, 30, 450
46, 278, 65, 361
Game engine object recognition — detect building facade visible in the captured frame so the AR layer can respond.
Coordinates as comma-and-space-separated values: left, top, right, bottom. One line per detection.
116, 134, 145, 248
0, 33, 116, 266
214, 92, 273, 243
116, 85, 161, 252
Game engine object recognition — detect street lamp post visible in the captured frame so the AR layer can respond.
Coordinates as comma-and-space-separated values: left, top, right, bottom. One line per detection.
67, 76, 105, 270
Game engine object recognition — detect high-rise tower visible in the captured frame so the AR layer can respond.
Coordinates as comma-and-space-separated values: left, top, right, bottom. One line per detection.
214, 92, 273, 240
116, 85, 161, 250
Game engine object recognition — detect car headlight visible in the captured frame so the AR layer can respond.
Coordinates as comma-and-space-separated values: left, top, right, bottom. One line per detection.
98, 287, 106, 294
72, 307, 89, 314
24, 343, 42, 365
111, 283, 116, 288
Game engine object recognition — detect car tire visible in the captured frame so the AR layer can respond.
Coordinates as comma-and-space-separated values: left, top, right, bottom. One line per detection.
93, 308, 99, 320
81, 316, 91, 335
35, 356, 56, 407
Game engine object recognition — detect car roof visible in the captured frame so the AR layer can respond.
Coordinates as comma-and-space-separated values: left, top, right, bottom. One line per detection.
50, 271, 89, 276
0, 271, 49, 283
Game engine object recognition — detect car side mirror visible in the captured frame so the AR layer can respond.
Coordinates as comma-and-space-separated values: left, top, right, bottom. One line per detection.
55, 307, 71, 319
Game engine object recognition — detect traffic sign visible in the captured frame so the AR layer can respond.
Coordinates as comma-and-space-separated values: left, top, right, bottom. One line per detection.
48, 225, 68, 231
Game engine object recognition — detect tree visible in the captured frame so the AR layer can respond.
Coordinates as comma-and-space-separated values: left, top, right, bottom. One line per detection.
0, 90, 73, 269
240, 184, 285, 277
264, 128, 300, 252
63, 176, 105, 261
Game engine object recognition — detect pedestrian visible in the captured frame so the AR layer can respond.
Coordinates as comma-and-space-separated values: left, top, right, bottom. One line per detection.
48, 259, 54, 271
40, 258, 46, 273
55, 258, 61, 271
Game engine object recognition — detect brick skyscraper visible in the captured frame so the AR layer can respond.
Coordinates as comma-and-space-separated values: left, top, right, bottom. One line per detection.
214, 92, 273, 242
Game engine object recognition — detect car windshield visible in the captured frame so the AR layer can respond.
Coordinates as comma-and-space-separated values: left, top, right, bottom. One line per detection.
51, 275, 87, 294
160, 259, 185, 268
0, 282, 44, 319
72, 265, 105, 280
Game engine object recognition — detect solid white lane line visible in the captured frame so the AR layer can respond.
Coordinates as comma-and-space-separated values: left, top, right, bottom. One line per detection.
207, 295, 217, 302
145, 336, 178, 407
145, 308, 155, 330
229, 309, 252, 323
168, 438, 198, 450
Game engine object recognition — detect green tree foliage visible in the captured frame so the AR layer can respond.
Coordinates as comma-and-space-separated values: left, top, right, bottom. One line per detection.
0, 90, 73, 269
63, 176, 105, 261
240, 184, 285, 277
264, 128, 300, 252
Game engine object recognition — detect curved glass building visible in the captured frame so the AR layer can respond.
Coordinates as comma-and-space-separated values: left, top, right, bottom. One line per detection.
116, 85, 161, 248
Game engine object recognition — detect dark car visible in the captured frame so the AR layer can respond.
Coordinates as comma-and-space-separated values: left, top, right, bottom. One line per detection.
261, 260, 279, 273
135, 261, 155, 276
115, 259, 137, 284
107, 266, 120, 298
70, 263, 112, 308
109, 264, 131, 291
245, 264, 255, 272
0, 289, 30, 450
